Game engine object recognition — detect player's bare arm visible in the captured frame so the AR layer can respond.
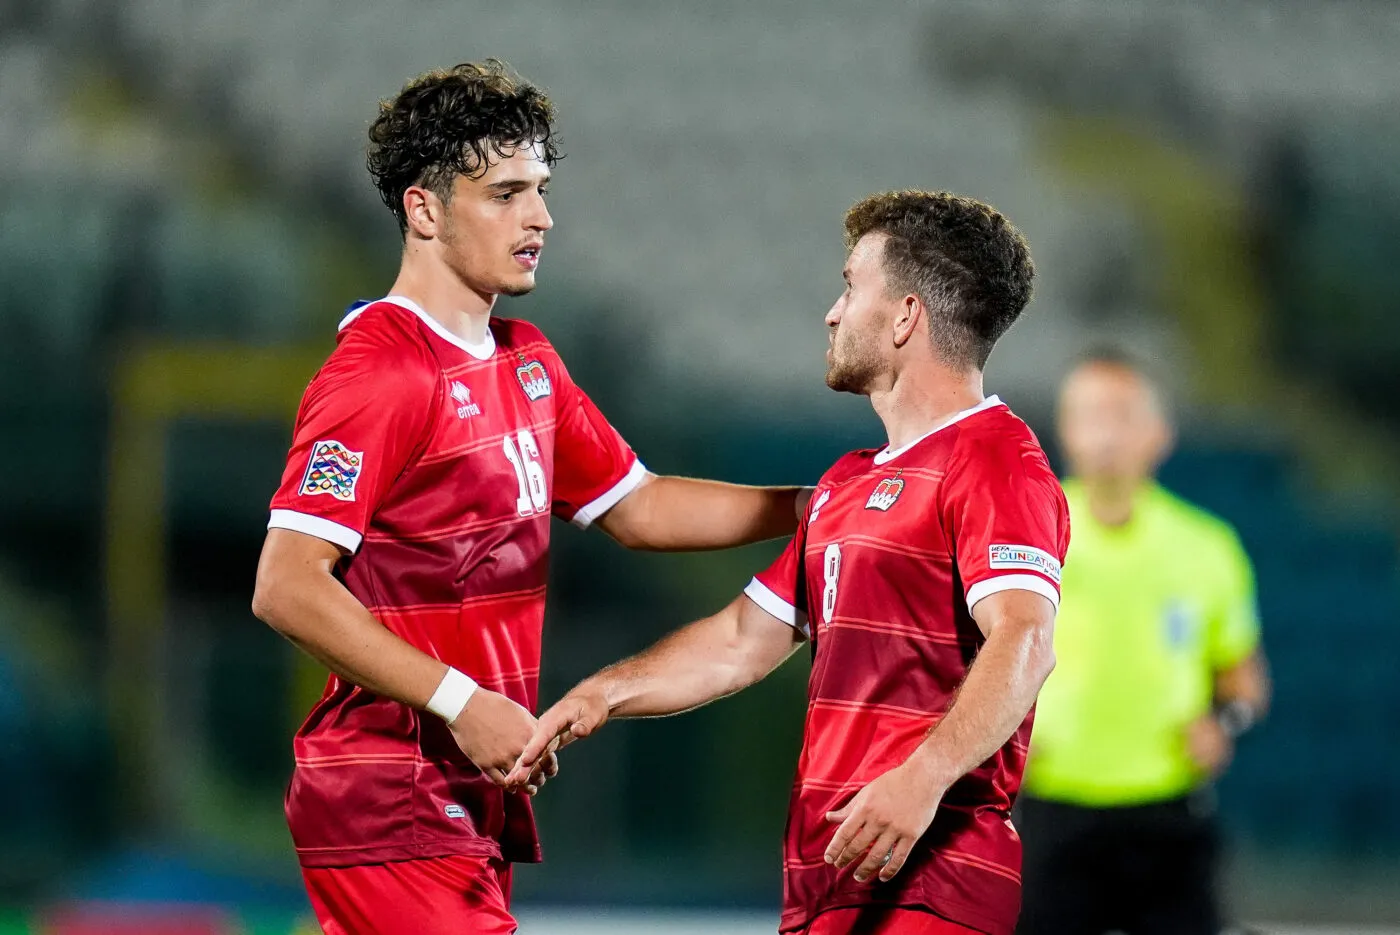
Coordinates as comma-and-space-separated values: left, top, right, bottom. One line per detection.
506, 594, 803, 785
1187, 650, 1271, 776
596, 475, 811, 551
253, 528, 556, 790
824, 588, 1056, 884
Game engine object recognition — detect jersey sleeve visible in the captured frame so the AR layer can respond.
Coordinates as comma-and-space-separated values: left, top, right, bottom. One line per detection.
744, 517, 811, 638
941, 435, 1071, 613
547, 355, 646, 528
1206, 527, 1261, 669
267, 331, 438, 553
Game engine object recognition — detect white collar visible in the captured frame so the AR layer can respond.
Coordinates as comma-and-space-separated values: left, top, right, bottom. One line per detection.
338, 295, 497, 361
872, 395, 1003, 465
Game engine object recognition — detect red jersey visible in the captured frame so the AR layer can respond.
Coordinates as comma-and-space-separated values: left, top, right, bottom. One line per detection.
745, 397, 1070, 935
267, 296, 642, 868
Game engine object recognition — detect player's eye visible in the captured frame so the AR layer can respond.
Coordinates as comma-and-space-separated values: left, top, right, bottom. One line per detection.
537, 186, 550, 197
495, 192, 514, 203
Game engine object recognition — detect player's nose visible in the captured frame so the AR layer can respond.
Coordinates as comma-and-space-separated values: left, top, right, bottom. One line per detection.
529, 200, 554, 232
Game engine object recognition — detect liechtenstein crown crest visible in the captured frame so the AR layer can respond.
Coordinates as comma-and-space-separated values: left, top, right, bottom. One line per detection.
865, 471, 905, 511
516, 359, 552, 401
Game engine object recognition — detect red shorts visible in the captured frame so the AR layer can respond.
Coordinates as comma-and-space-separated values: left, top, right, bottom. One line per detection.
302, 854, 515, 935
801, 906, 982, 935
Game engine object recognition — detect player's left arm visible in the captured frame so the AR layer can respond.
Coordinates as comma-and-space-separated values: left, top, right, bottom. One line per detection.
824, 589, 1056, 883
549, 353, 809, 549
596, 474, 810, 551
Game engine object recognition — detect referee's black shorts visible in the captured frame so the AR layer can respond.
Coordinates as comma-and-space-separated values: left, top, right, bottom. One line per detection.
1015, 791, 1221, 935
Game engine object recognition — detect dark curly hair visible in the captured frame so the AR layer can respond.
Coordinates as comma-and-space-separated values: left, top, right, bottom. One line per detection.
844, 191, 1035, 368
367, 60, 561, 236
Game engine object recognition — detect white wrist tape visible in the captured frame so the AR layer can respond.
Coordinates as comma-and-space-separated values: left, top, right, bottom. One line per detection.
426, 667, 478, 725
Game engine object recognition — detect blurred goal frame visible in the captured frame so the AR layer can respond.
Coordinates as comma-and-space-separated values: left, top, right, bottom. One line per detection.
104, 342, 325, 829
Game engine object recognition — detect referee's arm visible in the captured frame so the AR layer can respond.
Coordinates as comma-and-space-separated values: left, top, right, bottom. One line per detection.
1217, 651, 1270, 718
1189, 533, 1271, 775
1187, 651, 1269, 777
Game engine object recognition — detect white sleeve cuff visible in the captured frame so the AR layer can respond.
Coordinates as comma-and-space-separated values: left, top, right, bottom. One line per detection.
744, 577, 810, 638
571, 459, 649, 529
268, 509, 363, 553
966, 573, 1060, 613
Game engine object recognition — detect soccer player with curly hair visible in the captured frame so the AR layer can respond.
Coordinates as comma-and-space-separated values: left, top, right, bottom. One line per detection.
252, 61, 807, 934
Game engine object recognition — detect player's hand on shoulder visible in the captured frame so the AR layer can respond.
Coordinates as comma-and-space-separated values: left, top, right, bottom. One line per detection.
506, 682, 611, 788
448, 688, 538, 787
823, 758, 948, 884
795, 486, 816, 520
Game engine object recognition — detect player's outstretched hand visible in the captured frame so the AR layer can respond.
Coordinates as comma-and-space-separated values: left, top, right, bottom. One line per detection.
823, 759, 947, 884
520, 750, 560, 796
505, 683, 610, 787
448, 688, 538, 787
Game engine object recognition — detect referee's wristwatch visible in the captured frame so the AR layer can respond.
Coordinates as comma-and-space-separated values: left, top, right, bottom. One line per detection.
1215, 699, 1258, 739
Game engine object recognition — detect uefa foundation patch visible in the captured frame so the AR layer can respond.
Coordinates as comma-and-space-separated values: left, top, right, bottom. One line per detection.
988, 544, 1061, 582
299, 440, 364, 502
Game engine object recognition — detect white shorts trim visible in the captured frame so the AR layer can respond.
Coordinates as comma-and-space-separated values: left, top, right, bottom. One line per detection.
744, 578, 810, 638
966, 573, 1060, 613
268, 509, 363, 553
571, 459, 649, 529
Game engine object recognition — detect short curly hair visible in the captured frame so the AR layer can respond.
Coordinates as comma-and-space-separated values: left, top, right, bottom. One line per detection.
367, 60, 561, 236
844, 191, 1035, 368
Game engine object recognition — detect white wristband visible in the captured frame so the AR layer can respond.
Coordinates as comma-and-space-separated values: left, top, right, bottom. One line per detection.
426, 667, 478, 725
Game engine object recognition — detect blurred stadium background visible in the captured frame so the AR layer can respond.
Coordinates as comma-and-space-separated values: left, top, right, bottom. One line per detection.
2, 0, 1399, 931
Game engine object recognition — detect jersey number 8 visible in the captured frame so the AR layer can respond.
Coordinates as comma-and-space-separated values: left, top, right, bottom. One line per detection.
503, 430, 548, 516
822, 542, 842, 627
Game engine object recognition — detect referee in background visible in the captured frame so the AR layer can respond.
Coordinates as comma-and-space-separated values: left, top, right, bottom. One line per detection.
1017, 350, 1270, 935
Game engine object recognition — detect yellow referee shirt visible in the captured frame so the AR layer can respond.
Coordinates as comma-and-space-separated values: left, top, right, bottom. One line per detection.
1022, 479, 1260, 807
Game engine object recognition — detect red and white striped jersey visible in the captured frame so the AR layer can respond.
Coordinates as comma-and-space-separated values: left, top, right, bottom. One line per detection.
267, 296, 642, 868
745, 397, 1070, 935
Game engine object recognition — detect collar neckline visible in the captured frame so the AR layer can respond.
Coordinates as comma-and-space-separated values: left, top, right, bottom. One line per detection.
872, 395, 1003, 465
339, 295, 496, 360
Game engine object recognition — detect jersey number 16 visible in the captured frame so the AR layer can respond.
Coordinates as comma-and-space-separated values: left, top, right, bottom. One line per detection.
503, 429, 548, 516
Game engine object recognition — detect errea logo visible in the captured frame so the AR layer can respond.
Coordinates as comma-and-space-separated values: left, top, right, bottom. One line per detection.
445, 804, 466, 819
450, 381, 481, 419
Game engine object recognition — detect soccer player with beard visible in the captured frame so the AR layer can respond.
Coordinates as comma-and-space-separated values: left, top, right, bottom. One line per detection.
251, 62, 807, 935
513, 191, 1069, 935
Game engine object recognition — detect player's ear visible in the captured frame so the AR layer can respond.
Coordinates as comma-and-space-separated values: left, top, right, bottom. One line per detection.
891, 294, 923, 348
1143, 380, 1175, 470
402, 185, 443, 241
1148, 414, 1176, 472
